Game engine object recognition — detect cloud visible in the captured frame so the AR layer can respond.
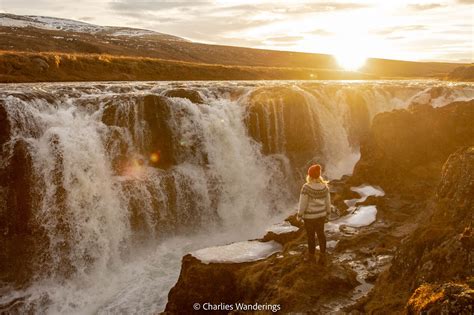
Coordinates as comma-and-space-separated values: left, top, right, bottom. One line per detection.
456, 0, 474, 4
407, 3, 444, 11
109, 1, 369, 17
109, 0, 212, 12
308, 28, 332, 36
265, 35, 305, 43
215, 2, 369, 15
78, 16, 95, 22
375, 25, 428, 36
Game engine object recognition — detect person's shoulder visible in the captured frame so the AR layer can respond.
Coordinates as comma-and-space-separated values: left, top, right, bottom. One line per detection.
300, 183, 310, 192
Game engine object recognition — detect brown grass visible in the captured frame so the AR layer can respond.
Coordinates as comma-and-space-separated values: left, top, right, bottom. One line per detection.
0, 50, 377, 83
406, 284, 445, 313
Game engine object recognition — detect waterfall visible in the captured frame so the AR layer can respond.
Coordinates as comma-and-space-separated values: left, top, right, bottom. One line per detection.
1, 80, 472, 314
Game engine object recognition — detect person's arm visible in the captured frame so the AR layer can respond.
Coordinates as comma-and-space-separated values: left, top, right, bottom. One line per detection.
325, 187, 331, 216
297, 186, 309, 219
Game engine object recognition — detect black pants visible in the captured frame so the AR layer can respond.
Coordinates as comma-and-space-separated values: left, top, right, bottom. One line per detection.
304, 217, 326, 255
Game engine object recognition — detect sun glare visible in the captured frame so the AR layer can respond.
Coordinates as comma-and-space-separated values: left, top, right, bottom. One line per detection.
334, 51, 368, 71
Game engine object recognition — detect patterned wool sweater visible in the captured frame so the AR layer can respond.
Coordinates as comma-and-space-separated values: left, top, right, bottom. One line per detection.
297, 181, 331, 219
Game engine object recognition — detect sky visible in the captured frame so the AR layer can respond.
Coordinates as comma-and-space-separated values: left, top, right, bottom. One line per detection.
0, 0, 473, 63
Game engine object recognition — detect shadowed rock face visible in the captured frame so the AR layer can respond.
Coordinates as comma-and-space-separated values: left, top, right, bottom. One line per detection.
0, 139, 44, 286
100, 95, 178, 169
344, 90, 371, 148
351, 100, 474, 194
165, 247, 359, 314
0, 99, 10, 148
359, 146, 474, 313
246, 87, 323, 174
163, 89, 204, 104
142, 95, 176, 168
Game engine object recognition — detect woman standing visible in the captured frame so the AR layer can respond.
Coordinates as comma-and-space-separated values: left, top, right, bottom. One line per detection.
297, 164, 331, 265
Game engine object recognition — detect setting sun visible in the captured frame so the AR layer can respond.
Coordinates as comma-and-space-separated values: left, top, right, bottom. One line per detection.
334, 51, 367, 71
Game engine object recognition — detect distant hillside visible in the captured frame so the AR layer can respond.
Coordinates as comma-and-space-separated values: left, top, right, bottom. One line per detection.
0, 13, 185, 41
0, 51, 378, 83
445, 65, 474, 82
0, 13, 468, 82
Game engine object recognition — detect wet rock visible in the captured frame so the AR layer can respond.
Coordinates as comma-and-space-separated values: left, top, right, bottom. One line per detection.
262, 220, 302, 245
0, 139, 39, 286
2, 139, 34, 234
365, 272, 378, 283
164, 88, 204, 104
0, 100, 10, 148
245, 87, 323, 174
143, 95, 176, 168
344, 90, 371, 148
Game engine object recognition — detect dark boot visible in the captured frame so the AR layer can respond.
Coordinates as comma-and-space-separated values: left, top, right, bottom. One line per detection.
318, 253, 326, 265
304, 252, 316, 264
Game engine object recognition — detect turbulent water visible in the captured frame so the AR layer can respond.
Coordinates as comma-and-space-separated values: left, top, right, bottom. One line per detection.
0, 80, 472, 314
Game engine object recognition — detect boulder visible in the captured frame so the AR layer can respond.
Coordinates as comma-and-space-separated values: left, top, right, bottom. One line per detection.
166, 240, 359, 313
164, 88, 204, 104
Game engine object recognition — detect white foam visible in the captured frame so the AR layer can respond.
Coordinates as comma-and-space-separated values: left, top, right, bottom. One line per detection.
191, 240, 282, 264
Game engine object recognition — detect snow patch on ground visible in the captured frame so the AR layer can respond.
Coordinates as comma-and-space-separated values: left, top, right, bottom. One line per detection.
191, 241, 282, 264
0, 13, 185, 40
342, 206, 377, 227
266, 221, 299, 235
326, 206, 377, 231
317, 240, 339, 250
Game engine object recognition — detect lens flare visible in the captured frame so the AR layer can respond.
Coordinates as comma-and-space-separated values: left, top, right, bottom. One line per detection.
121, 157, 146, 179
150, 152, 160, 163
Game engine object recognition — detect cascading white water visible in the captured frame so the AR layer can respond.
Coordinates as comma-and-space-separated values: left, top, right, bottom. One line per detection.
1, 80, 472, 314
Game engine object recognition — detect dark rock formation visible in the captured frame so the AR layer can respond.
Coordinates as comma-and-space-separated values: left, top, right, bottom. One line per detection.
101, 95, 177, 169
245, 87, 323, 175
351, 100, 474, 194
0, 139, 42, 286
166, 249, 359, 314
0, 99, 10, 148
164, 88, 204, 104
358, 146, 474, 313
344, 90, 371, 148
262, 218, 303, 245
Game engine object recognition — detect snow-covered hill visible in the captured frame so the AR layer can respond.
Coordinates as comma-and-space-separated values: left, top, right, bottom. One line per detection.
0, 13, 186, 41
